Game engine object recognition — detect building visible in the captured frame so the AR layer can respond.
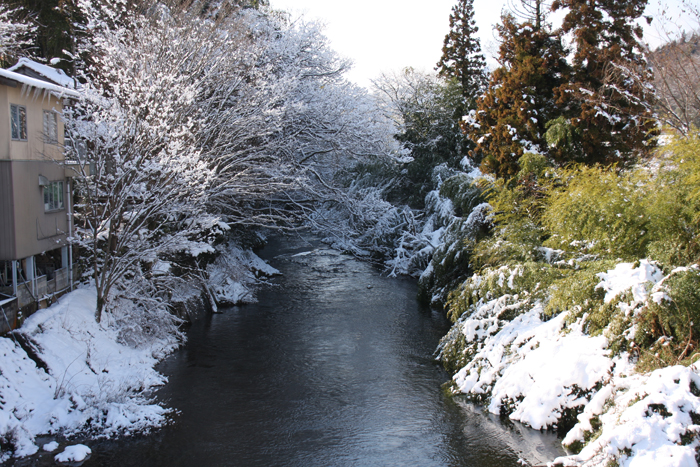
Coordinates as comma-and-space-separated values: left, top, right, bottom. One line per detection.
0, 59, 81, 333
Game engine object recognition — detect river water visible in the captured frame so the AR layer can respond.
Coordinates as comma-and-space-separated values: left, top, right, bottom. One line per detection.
33, 236, 564, 466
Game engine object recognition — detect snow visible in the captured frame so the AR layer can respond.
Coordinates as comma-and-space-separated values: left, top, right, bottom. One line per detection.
0, 68, 80, 99
596, 260, 664, 304
441, 260, 700, 466
556, 365, 700, 467
54, 444, 91, 463
42, 441, 59, 452
451, 303, 615, 430
0, 287, 175, 460
9, 58, 76, 89
206, 242, 279, 306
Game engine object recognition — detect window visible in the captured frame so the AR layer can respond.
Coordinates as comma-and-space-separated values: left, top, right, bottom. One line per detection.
43, 110, 58, 144
10, 104, 27, 141
43, 181, 64, 211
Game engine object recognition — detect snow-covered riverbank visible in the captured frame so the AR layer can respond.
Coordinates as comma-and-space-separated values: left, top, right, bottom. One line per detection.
0, 244, 278, 461
0, 287, 173, 460
439, 260, 700, 467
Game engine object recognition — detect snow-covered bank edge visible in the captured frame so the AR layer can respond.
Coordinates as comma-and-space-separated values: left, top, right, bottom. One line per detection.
438, 260, 700, 467
0, 287, 171, 461
0, 245, 277, 461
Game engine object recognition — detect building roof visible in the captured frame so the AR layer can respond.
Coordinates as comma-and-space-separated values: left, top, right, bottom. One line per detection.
0, 62, 80, 100
9, 58, 76, 89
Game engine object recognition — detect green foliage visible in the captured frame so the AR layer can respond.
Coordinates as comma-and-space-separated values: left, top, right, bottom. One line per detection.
436, 0, 487, 103
445, 261, 564, 322
645, 133, 700, 265
542, 165, 650, 260
470, 220, 543, 271
635, 268, 700, 368
439, 174, 484, 217
516, 152, 549, 182
540, 135, 700, 265
544, 260, 613, 321
392, 75, 473, 208
438, 327, 471, 374
545, 116, 582, 156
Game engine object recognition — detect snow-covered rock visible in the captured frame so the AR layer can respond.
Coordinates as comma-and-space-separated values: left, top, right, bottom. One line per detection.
54, 444, 91, 463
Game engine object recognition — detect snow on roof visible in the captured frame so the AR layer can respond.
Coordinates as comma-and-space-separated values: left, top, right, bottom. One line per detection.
0, 67, 80, 99
8, 58, 76, 89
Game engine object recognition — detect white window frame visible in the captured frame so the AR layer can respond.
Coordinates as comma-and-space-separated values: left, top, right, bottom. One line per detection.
10, 104, 27, 141
43, 110, 58, 144
43, 181, 65, 212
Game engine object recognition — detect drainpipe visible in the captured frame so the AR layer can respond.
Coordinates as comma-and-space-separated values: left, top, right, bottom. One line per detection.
26, 256, 35, 296
11, 260, 17, 297
67, 178, 73, 291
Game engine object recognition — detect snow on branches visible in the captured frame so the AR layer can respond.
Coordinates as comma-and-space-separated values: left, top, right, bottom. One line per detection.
65, 1, 395, 322
0, 4, 35, 62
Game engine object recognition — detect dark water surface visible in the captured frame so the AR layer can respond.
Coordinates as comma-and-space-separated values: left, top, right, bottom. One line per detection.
27, 236, 564, 466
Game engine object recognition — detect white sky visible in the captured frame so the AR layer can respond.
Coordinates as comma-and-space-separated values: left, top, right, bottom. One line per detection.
269, 0, 697, 88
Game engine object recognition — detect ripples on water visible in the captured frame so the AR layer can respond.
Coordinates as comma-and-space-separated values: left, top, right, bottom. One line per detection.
11, 235, 564, 466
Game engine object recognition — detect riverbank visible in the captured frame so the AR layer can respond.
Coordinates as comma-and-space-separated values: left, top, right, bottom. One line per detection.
0, 287, 172, 461
0, 242, 278, 461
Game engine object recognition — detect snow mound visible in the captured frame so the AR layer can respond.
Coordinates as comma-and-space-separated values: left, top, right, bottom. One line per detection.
54, 444, 91, 463
42, 441, 59, 452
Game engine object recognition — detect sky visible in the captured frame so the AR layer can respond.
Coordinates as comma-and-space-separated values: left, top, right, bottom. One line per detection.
269, 0, 696, 89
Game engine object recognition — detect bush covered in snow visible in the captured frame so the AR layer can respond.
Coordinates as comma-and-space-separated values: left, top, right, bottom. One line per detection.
431, 137, 700, 466
206, 241, 280, 307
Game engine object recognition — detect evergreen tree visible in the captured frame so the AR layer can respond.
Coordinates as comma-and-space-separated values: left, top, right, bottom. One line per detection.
436, 0, 488, 104
468, 2, 569, 178
550, 0, 656, 165
4, 0, 81, 73
375, 70, 470, 208
0, 3, 35, 66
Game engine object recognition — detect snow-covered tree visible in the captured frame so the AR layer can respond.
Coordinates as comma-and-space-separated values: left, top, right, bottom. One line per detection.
0, 3, 35, 65
373, 69, 470, 208
550, 0, 657, 164
436, 0, 488, 104
66, 1, 223, 322
66, 0, 395, 323
468, 4, 569, 177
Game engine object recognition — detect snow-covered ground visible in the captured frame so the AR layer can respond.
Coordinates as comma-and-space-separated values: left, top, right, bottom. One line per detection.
0, 244, 278, 461
0, 287, 173, 461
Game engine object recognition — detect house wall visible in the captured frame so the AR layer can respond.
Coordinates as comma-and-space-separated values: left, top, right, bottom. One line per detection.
10, 160, 68, 259
0, 161, 16, 259
0, 84, 65, 162
0, 82, 69, 261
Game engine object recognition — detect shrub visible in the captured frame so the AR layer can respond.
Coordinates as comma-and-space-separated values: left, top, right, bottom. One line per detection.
542, 165, 650, 260
635, 267, 700, 369
645, 133, 700, 265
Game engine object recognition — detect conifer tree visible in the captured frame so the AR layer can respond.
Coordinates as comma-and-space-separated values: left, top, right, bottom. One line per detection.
5, 0, 81, 73
375, 69, 469, 208
468, 1, 569, 178
550, 0, 656, 165
436, 0, 488, 104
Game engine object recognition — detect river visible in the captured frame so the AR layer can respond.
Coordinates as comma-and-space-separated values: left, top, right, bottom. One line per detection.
29, 235, 565, 466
